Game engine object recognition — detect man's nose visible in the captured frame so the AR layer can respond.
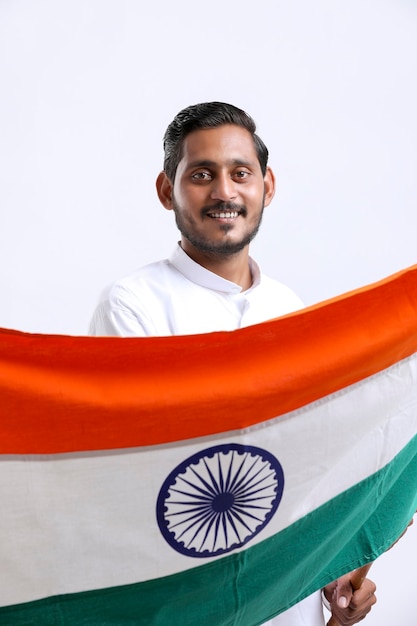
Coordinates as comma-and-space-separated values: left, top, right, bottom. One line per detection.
209, 173, 237, 201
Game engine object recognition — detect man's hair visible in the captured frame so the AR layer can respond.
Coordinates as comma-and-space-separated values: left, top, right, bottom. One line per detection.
162, 102, 269, 181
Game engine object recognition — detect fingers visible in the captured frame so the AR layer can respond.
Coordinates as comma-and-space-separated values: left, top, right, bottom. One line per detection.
334, 573, 355, 608
330, 578, 377, 626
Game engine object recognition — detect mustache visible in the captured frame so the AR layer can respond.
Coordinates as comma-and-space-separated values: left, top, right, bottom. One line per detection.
201, 202, 247, 215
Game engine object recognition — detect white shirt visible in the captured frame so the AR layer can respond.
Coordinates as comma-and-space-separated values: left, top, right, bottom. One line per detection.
89, 244, 304, 337
89, 244, 325, 626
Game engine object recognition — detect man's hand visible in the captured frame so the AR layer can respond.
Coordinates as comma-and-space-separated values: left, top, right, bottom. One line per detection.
323, 573, 376, 625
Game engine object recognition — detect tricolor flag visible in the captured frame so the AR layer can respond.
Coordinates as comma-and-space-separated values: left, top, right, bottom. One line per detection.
0, 266, 416, 625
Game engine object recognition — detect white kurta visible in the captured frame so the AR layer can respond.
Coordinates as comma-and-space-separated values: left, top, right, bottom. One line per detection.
89, 244, 325, 626
90, 244, 304, 337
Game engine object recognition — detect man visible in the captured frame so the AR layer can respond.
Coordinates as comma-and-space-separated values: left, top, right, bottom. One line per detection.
90, 102, 377, 625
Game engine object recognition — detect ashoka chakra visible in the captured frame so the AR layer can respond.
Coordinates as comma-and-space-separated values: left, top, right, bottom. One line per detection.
156, 443, 284, 558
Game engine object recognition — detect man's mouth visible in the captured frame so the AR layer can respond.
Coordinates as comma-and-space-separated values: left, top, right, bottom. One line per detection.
207, 211, 240, 219
204, 203, 245, 219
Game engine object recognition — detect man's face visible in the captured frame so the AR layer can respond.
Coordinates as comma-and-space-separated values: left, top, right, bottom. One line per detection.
158, 125, 275, 259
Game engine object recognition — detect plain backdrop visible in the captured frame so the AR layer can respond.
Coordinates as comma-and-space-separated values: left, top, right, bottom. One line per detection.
1, 0, 416, 623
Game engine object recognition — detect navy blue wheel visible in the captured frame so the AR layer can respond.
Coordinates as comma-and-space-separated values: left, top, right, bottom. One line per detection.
156, 443, 284, 558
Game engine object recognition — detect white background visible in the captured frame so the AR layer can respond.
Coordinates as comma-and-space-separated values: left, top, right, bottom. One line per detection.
1, 1, 416, 622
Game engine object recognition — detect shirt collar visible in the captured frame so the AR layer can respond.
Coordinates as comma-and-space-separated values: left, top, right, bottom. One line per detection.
169, 243, 261, 294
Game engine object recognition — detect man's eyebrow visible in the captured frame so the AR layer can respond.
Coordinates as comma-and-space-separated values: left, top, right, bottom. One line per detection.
186, 158, 255, 169
186, 160, 217, 169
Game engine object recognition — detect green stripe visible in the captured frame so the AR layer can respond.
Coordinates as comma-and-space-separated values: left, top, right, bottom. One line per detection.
2, 436, 416, 626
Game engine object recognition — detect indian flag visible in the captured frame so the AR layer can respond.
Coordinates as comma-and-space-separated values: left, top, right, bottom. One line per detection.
0, 266, 416, 625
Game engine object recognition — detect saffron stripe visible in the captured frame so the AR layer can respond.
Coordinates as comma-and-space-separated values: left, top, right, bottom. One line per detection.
0, 264, 416, 454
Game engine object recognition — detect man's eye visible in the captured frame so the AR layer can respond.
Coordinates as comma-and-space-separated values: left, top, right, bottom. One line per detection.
192, 171, 212, 181
235, 170, 250, 179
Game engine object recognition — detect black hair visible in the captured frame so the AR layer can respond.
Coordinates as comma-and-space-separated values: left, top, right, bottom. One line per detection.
162, 102, 269, 180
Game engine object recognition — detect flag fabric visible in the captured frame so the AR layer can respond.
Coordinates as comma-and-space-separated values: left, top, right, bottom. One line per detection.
0, 266, 416, 626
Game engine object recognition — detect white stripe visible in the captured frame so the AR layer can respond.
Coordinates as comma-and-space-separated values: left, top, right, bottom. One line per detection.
1, 353, 416, 606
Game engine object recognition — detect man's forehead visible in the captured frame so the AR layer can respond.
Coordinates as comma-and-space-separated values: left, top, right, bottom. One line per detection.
180, 125, 258, 163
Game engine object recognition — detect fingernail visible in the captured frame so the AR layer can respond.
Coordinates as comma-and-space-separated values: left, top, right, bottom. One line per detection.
338, 596, 348, 608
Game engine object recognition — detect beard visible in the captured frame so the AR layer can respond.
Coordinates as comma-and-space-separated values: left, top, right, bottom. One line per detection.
172, 197, 264, 257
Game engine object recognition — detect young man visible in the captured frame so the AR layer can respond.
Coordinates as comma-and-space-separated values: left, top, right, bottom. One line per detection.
90, 102, 377, 625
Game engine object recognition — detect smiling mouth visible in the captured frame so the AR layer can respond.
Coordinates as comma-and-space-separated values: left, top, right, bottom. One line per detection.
207, 211, 240, 219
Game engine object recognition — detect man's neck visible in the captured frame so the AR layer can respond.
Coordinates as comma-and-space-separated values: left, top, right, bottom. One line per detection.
180, 240, 253, 291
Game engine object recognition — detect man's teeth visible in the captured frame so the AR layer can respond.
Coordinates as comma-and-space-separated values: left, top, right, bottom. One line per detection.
210, 211, 239, 218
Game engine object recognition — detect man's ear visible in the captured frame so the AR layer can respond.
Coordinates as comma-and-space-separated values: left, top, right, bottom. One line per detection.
156, 171, 174, 211
263, 166, 276, 208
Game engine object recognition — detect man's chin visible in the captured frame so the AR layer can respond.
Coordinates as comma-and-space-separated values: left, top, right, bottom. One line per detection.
186, 237, 252, 257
